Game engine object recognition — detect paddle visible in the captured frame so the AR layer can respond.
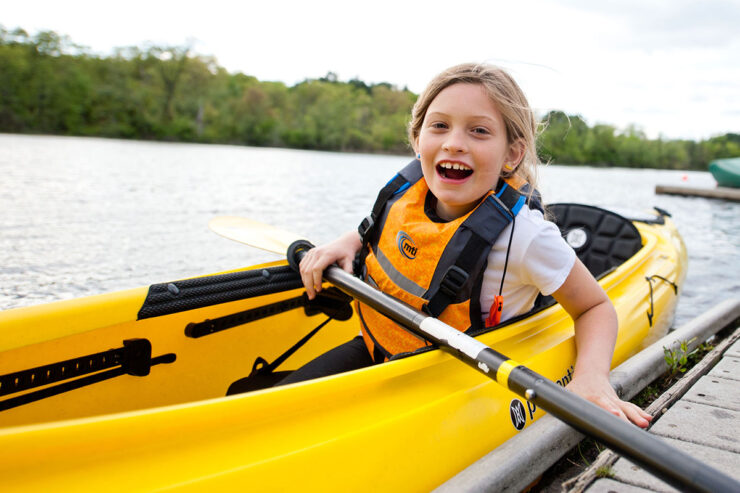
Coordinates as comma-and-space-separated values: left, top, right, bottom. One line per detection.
210, 216, 739, 493
208, 216, 307, 255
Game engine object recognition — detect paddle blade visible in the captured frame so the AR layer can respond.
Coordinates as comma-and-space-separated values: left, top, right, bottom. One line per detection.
209, 216, 306, 255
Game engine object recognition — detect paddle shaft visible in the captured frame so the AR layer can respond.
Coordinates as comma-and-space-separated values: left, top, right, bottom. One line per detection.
291, 248, 738, 493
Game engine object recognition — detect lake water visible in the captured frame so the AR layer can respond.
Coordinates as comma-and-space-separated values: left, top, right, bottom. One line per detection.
1, 134, 738, 328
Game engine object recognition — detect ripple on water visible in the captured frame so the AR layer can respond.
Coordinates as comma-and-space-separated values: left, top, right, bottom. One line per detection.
1, 135, 738, 326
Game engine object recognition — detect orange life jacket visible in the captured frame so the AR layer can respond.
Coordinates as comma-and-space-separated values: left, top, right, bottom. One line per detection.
354, 160, 542, 362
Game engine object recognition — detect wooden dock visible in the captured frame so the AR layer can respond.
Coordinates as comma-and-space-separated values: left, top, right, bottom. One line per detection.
571, 326, 740, 492
655, 184, 740, 202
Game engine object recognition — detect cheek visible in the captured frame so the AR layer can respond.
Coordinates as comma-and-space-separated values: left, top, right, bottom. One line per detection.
418, 136, 434, 155
420, 159, 437, 181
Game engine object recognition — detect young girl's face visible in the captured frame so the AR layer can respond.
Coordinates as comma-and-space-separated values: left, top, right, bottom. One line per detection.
415, 83, 522, 221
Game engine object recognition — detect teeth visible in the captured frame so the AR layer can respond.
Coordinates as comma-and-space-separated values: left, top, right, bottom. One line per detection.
439, 162, 471, 170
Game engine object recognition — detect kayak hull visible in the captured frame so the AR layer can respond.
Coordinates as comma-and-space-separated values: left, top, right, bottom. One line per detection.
709, 157, 740, 188
0, 214, 686, 491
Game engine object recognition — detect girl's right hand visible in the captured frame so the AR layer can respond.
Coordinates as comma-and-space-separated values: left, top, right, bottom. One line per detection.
299, 230, 362, 300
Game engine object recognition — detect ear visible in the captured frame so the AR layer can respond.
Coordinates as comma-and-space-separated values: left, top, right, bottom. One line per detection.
505, 139, 526, 171
413, 136, 420, 157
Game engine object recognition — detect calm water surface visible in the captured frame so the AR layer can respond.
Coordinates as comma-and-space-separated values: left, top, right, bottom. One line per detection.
1, 134, 738, 328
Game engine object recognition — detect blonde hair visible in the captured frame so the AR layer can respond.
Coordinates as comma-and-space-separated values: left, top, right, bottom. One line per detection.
408, 63, 541, 190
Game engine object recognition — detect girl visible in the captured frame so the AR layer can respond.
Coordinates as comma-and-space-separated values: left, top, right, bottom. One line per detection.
289, 63, 651, 428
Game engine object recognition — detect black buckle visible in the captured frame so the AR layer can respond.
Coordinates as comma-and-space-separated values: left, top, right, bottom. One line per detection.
358, 215, 375, 239
439, 265, 469, 299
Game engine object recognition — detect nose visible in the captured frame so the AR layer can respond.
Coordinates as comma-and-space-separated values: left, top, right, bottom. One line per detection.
442, 129, 467, 153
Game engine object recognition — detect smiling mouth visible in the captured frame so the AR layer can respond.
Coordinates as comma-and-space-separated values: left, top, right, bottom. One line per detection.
437, 162, 473, 180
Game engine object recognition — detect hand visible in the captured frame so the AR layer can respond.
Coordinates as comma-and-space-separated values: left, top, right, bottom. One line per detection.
566, 373, 653, 428
299, 231, 362, 300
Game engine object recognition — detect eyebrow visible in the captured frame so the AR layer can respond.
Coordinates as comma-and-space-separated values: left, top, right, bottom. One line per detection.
426, 111, 499, 125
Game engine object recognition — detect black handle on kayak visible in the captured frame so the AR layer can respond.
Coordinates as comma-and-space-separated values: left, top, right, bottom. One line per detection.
288, 241, 739, 493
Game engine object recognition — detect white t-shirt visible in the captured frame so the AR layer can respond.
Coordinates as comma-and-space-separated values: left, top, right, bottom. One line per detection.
479, 206, 576, 322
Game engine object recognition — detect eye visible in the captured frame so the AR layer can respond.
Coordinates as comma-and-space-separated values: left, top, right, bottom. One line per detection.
472, 127, 490, 135
430, 121, 448, 129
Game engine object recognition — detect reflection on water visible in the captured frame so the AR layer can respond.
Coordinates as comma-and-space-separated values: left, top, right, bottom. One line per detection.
1, 134, 738, 328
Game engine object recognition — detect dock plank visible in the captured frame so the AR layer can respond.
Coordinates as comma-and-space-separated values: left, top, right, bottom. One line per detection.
649, 400, 740, 453
655, 185, 740, 201
586, 478, 653, 492
607, 436, 740, 492
708, 355, 740, 381
682, 374, 740, 411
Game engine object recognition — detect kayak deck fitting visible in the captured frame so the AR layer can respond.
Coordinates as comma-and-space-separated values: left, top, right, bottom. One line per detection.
0, 204, 687, 491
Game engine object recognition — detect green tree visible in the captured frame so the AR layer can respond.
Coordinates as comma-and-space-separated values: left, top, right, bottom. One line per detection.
1, 26, 736, 168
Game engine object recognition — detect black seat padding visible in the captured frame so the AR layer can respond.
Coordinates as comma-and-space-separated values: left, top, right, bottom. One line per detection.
547, 203, 643, 279
531, 204, 643, 311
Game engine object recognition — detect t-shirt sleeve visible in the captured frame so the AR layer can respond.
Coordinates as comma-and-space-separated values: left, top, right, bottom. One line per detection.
520, 221, 576, 296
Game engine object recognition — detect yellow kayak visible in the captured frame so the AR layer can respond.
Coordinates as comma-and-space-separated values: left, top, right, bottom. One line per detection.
0, 205, 686, 491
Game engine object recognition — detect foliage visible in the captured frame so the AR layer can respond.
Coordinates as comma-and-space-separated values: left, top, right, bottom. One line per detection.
662, 339, 713, 382
631, 383, 661, 409
539, 111, 740, 170
1, 26, 737, 168
0, 26, 416, 153
631, 339, 713, 409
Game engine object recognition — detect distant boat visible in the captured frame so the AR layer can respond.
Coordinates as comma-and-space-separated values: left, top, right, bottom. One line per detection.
709, 157, 740, 188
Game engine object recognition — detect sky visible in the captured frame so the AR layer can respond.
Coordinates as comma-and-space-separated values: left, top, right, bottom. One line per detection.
4, 0, 739, 140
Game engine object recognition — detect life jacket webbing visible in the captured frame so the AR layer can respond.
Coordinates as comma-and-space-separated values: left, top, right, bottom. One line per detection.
354, 161, 423, 276
356, 159, 543, 358
424, 185, 523, 318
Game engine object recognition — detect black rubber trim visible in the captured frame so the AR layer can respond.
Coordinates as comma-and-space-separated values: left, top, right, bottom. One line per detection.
137, 265, 303, 319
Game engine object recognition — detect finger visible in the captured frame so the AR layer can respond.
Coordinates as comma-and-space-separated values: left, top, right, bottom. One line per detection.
299, 255, 317, 299
621, 403, 653, 428
311, 269, 323, 295
593, 395, 622, 418
301, 271, 316, 300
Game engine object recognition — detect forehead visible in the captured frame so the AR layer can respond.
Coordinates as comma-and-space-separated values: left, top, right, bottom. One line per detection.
427, 83, 502, 120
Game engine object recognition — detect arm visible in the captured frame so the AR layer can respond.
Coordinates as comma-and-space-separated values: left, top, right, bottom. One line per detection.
299, 230, 362, 300
552, 259, 652, 428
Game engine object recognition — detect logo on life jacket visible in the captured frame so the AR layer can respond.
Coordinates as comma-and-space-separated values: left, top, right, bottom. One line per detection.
396, 231, 417, 259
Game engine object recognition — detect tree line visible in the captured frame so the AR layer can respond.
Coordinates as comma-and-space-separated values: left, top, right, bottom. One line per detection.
1, 27, 738, 169
538, 111, 739, 169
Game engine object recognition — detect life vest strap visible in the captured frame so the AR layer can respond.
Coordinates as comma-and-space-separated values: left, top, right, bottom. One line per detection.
423, 188, 522, 318
424, 231, 489, 317
354, 160, 423, 276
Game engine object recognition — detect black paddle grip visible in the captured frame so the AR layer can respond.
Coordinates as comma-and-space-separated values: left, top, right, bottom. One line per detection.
287, 240, 316, 272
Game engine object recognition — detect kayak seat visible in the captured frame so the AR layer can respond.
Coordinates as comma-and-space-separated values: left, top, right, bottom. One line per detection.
547, 203, 643, 279
531, 204, 643, 311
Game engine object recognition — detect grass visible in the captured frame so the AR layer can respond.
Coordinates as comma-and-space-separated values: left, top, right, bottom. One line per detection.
632, 339, 715, 408
595, 465, 615, 478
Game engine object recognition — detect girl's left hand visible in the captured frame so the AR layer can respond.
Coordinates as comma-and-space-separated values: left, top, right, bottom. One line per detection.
566, 373, 653, 428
